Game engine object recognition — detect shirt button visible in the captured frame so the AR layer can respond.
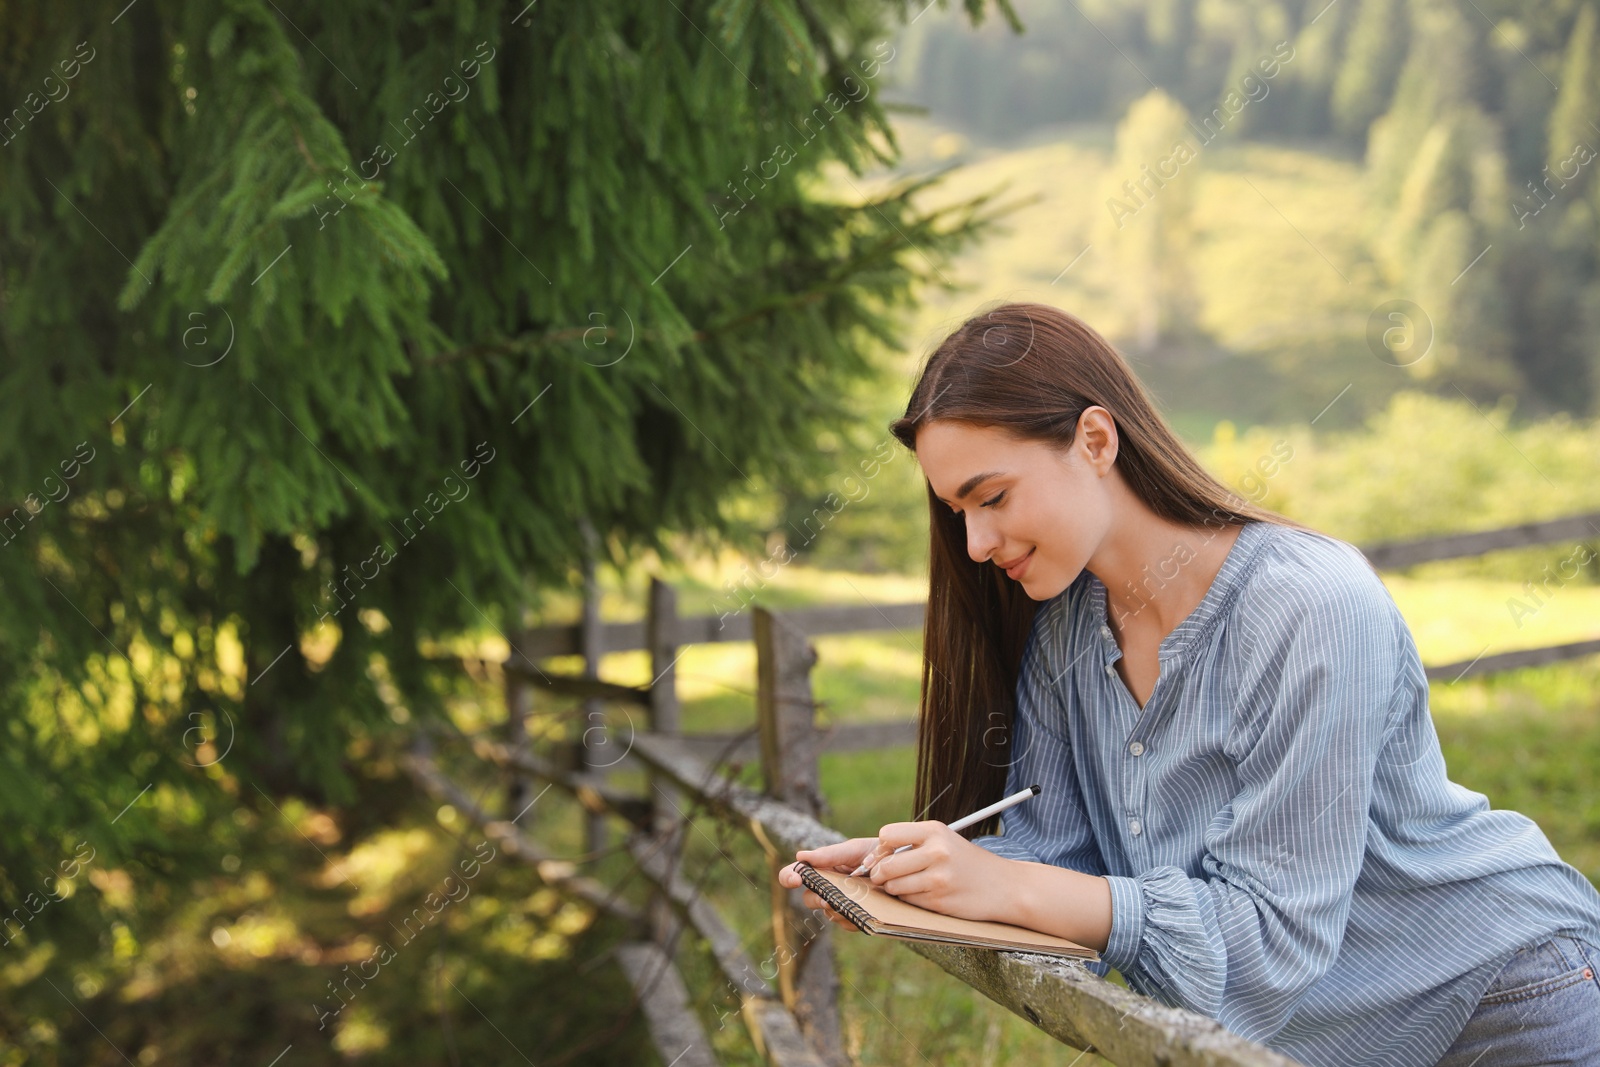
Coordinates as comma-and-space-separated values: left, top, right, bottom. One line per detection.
1129, 818, 1142, 836
1128, 741, 1145, 756
1105, 662, 1116, 676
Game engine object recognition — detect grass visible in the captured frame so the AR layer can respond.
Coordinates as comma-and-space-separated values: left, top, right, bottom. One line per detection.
5, 763, 660, 1067
1429, 662, 1600, 885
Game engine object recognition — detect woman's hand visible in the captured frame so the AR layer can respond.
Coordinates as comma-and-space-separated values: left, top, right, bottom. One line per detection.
869, 826, 1111, 949
778, 837, 878, 932
864, 821, 1015, 922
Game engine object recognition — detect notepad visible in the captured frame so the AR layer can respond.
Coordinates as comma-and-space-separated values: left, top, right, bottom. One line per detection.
794, 863, 1099, 960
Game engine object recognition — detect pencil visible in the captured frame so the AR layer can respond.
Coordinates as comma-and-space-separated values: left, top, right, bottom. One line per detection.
848, 783, 1041, 878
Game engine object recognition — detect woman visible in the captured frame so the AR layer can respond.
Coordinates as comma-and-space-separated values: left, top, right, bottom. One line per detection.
778, 303, 1600, 1066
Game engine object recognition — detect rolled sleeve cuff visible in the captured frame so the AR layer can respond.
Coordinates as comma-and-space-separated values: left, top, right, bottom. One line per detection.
1103, 874, 1146, 974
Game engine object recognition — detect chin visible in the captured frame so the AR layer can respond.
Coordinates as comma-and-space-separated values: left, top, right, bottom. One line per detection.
1020, 564, 1078, 601
1016, 574, 1053, 600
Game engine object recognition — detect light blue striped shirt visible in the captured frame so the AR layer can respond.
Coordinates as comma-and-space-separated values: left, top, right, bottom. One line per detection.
972, 520, 1600, 1066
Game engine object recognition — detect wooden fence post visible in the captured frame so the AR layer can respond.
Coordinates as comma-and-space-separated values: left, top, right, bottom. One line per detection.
504, 625, 534, 821
647, 578, 682, 746
578, 530, 608, 857
753, 606, 849, 1067
646, 577, 688, 948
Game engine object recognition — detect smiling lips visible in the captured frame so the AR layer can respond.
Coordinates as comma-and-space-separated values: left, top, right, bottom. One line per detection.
997, 547, 1034, 579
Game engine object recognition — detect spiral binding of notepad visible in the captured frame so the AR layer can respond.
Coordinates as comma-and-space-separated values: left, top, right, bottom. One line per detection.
797, 865, 874, 933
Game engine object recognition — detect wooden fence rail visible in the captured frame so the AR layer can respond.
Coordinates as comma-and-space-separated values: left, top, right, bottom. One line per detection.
500, 513, 1600, 681
1359, 510, 1600, 570
630, 731, 1304, 1067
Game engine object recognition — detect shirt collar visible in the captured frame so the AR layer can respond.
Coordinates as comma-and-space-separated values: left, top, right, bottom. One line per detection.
1087, 519, 1271, 662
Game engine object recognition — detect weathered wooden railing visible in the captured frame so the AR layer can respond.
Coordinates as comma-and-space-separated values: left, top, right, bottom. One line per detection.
409, 511, 1599, 1066
628, 716, 1305, 1066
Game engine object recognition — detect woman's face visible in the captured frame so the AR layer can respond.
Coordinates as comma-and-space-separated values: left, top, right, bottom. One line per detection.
915, 416, 1116, 600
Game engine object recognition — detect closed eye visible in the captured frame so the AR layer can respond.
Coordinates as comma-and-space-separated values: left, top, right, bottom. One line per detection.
980, 490, 1007, 508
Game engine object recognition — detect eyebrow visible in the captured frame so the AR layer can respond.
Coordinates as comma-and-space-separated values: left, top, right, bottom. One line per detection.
935, 470, 1005, 504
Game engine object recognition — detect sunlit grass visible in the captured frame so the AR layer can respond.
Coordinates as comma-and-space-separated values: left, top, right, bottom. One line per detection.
12, 761, 655, 1067
1385, 574, 1600, 666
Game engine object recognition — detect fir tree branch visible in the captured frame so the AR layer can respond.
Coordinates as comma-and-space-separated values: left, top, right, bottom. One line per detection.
421, 178, 1013, 370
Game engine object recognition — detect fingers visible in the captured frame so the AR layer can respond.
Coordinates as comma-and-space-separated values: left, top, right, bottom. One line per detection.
868, 849, 916, 885
867, 832, 950, 885
876, 870, 938, 899
791, 837, 877, 875
853, 821, 945, 877
875, 820, 944, 851
850, 842, 886, 877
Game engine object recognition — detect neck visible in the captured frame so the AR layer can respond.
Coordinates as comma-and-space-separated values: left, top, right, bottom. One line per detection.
1089, 492, 1242, 635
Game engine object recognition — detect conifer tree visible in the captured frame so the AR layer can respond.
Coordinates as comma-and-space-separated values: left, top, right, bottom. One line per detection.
0, 0, 1010, 1026
1099, 89, 1201, 351
1279, 0, 1352, 136
1330, 0, 1410, 140
1548, 3, 1600, 197
1145, 0, 1198, 79
1366, 1, 1478, 202
1363, 1, 1600, 409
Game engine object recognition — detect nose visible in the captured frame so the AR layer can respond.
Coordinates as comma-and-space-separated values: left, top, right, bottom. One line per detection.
964, 512, 1002, 564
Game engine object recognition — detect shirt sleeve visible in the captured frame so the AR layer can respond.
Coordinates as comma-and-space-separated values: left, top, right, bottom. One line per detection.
1100, 576, 1400, 1043
970, 610, 1106, 877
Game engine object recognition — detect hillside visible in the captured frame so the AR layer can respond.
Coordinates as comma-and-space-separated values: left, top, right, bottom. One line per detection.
855, 118, 1413, 438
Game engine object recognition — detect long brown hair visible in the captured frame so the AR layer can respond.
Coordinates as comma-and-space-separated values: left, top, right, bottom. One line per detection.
889, 303, 1295, 835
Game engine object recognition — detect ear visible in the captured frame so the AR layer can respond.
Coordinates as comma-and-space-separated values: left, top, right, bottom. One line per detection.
1076, 406, 1119, 476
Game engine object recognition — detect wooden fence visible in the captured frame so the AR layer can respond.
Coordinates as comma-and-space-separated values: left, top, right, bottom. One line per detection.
407, 512, 1600, 1067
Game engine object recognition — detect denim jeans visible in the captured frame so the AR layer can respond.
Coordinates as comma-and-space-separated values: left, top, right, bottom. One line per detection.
1434, 934, 1600, 1066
